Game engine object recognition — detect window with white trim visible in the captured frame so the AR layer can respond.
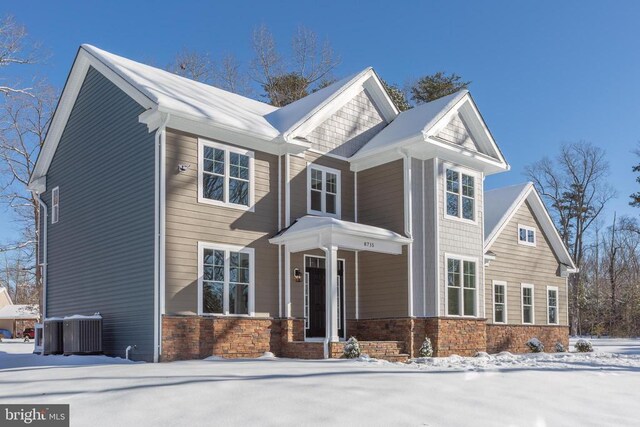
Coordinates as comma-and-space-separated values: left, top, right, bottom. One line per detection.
446, 169, 474, 221
493, 281, 506, 323
198, 139, 254, 209
547, 286, 558, 324
307, 164, 341, 217
518, 224, 536, 246
447, 257, 477, 316
51, 187, 59, 224
522, 284, 534, 324
199, 243, 254, 316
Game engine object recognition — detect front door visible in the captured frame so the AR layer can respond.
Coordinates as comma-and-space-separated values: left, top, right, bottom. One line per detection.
305, 256, 344, 339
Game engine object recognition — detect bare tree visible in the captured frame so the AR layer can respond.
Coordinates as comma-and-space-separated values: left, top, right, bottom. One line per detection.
168, 48, 214, 83
525, 142, 614, 335
0, 15, 41, 96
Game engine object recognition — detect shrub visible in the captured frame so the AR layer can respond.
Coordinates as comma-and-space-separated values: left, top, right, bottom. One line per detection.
574, 339, 593, 353
526, 337, 544, 353
418, 338, 433, 357
555, 342, 565, 353
343, 336, 361, 359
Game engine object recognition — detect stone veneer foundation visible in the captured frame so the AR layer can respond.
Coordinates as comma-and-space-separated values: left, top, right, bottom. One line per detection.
161, 315, 570, 361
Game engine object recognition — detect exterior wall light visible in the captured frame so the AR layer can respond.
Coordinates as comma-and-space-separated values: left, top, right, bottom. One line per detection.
293, 268, 302, 282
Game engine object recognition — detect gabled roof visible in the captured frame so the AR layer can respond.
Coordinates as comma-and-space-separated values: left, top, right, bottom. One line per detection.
350, 90, 509, 174
484, 182, 577, 270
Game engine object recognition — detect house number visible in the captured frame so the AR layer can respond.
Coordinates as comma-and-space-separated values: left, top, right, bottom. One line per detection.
364, 241, 375, 248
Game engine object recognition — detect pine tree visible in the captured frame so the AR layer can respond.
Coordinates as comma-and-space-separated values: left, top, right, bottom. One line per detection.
410, 72, 470, 104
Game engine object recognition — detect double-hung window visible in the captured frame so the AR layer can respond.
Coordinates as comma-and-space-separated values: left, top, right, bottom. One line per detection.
199, 242, 254, 316
493, 281, 507, 323
522, 284, 534, 324
51, 186, 60, 224
547, 286, 558, 325
198, 139, 254, 209
446, 168, 475, 221
447, 257, 477, 316
518, 224, 536, 246
307, 164, 340, 217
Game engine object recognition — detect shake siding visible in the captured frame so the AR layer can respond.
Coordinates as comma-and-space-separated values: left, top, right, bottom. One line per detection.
42, 67, 156, 361
305, 89, 386, 157
411, 158, 425, 317
437, 160, 485, 317
436, 114, 476, 151
164, 129, 279, 317
288, 151, 355, 223
423, 159, 438, 316
484, 201, 568, 325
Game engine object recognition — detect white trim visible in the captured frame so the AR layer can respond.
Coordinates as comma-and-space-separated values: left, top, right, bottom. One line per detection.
492, 280, 507, 324
307, 147, 349, 161
277, 155, 282, 318
284, 246, 291, 318
443, 163, 478, 225
197, 138, 255, 211
422, 159, 427, 316
285, 154, 291, 227
197, 241, 255, 317
517, 224, 537, 247
156, 113, 170, 361
444, 253, 479, 317
355, 251, 359, 320
547, 285, 559, 325
401, 151, 414, 317
51, 187, 59, 225
433, 158, 441, 316
307, 163, 342, 219
521, 283, 535, 324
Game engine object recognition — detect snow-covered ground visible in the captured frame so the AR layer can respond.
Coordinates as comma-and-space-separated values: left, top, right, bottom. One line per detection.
1, 338, 639, 426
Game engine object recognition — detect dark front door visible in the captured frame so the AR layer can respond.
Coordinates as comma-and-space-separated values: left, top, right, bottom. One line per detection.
305, 257, 344, 339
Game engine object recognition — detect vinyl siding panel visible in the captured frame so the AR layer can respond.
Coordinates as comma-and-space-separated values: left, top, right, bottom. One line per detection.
42, 67, 155, 361
357, 159, 404, 234
358, 249, 408, 318
164, 130, 279, 317
484, 201, 568, 325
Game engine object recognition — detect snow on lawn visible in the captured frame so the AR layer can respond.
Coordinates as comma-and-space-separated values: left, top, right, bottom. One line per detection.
1, 339, 639, 426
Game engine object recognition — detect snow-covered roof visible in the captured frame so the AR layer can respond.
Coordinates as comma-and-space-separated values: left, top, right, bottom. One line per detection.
484, 182, 576, 270
83, 45, 281, 139
0, 304, 40, 320
354, 90, 468, 157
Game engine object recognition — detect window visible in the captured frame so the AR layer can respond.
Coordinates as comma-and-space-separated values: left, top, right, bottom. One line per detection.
547, 286, 558, 325
518, 224, 536, 246
198, 242, 254, 316
493, 281, 507, 324
446, 169, 475, 221
522, 284, 534, 324
447, 257, 477, 316
307, 164, 341, 217
51, 187, 59, 224
198, 139, 254, 209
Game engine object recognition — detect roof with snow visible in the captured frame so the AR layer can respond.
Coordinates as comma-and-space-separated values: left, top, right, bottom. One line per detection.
0, 304, 40, 320
484, 182, 576, 270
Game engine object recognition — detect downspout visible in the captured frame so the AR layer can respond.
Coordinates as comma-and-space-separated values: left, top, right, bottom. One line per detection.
154, 113, 170, 363
399, 149, 414, 318
35, 193, 48, 320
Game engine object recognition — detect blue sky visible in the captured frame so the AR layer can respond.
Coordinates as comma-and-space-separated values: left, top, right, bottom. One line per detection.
2, 0, 640, 242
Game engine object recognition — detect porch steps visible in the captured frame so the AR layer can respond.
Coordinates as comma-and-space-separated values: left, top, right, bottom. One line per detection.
359, 341, 409, 362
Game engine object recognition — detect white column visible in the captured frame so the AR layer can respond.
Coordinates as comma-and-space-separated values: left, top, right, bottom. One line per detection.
285, 246, 291, 318
325, 245, 339, 343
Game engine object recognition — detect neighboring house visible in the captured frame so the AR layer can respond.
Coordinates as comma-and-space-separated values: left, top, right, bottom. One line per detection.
28, 45, 576, 362
0, 287, 40, 338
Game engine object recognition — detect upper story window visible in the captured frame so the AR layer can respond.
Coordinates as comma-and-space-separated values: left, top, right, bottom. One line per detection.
307, 164, 341, 218
446, 256, 477, 316
198, 242, 254, 316
446, 168, 474, 221
51, 186, 60, 224
522, 284, 534, 324
518, 224, 536, 246
198, 139, 254, 210
547, 286, 558, 325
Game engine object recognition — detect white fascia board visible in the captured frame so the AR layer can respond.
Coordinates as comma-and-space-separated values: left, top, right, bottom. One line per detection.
29, 48, 157, 187
348, 136, 422, 172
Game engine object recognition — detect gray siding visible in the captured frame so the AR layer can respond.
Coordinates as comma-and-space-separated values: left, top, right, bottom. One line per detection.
42, 67, 156, 361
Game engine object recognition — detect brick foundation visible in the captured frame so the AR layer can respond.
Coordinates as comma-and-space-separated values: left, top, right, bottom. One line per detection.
424, 317, 488, 356
486, 324, 569, 353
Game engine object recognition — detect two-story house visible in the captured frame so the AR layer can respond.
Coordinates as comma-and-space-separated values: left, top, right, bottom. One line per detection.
28, 45, 576, 362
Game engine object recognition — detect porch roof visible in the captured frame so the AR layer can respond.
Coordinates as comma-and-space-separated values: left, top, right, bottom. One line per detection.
269, 215, 411, 255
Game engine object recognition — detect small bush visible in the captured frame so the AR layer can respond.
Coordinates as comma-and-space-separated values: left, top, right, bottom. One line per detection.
526, 337, 544, 353
343, 336, 361, 359
574, 339, 593, 353
555, 342, 565, 353
418, 338, 433, 357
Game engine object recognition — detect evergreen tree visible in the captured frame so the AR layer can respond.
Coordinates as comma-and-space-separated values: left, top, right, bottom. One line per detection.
381, 80, 411, 111
410, 72, 470, 104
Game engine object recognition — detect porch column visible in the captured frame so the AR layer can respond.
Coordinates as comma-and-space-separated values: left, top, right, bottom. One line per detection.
284, 246, 291, 318
324, 245, 339, 343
